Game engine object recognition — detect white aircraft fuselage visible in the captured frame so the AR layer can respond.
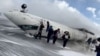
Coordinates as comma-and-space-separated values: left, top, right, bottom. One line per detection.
4, 11, 95, 41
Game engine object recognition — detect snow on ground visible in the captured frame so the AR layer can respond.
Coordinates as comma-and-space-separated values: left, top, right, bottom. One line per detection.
0, 18, 96, 56
58, 50, 92, 56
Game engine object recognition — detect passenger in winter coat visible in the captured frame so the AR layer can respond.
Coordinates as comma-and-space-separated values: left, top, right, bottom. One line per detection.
62, 31, 70, 47
46, 21, 50, 32
95, 38, 100, 56
52, 28, 60, 44
47, 26, 53, 43
35, 21, 44, 39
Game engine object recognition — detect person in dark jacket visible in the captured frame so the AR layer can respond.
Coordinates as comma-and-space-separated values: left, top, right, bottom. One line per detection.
46, 21, 50, 32
95, 38, 100, 56
62, 31, 70, 47
92, 39, 97, 44
35, 21, 44, 39
52, 28, 60, 44
47, 26, 53, 43
86, 38, 92, 45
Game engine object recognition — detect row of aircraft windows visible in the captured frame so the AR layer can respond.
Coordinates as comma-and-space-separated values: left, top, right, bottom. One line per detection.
18, 25, 39, 30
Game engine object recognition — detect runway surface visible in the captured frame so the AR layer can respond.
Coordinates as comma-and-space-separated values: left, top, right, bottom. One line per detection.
0, 18, 96, 56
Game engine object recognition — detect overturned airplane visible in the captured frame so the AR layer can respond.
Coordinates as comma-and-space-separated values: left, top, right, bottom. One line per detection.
4, 4, 95, 41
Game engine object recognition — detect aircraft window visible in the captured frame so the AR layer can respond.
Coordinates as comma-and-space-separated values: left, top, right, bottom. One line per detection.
18, 25, 38, 30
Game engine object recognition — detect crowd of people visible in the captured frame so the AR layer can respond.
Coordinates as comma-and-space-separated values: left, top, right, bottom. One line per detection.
34, 21, 100, 56
20, 4, 70, 48
34, 21, 70, 48
88, 38, 100, 56
20, 4, 100, 56
84, 36, 100, 56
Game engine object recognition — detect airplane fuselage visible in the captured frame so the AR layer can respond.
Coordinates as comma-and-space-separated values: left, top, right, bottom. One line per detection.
4, 11, 95, 41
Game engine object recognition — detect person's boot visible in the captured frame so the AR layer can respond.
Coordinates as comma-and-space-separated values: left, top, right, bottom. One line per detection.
34, 34, 38, 39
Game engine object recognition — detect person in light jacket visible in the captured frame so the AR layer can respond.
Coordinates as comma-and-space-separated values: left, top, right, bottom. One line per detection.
62, 31, 70, 47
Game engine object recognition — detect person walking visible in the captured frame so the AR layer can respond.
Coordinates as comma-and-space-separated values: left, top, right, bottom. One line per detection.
52, 28, 60, 44
62, 31, 70, 47
47, 26, 53, 43
86, 38, 92, 46
95, 38, 100, 56
35, 21, 44, 39
46, 21, 50, 32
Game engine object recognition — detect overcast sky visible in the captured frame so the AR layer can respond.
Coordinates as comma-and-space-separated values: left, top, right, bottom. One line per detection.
0, 0, 100, 36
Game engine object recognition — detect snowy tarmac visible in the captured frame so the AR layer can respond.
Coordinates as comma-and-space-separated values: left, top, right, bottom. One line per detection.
0, 18, 96, 56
